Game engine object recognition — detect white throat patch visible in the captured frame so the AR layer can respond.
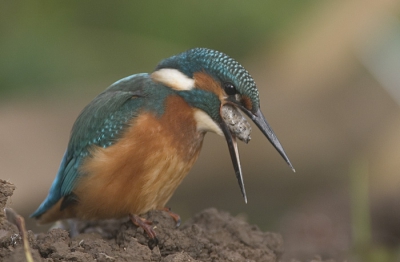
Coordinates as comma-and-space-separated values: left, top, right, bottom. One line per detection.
151, 68, 195, 91
193, 109, 223, 136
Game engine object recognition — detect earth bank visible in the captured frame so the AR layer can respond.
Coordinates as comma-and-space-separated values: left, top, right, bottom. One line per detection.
1, 180, 333, 262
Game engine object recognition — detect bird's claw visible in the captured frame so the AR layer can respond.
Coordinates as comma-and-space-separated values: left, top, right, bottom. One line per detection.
162, 207, 181, 227
129, 214, 158, 250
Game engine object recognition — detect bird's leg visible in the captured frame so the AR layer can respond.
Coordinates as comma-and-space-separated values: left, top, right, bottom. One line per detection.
129, 214, 158, 249
162, 207, 181, 227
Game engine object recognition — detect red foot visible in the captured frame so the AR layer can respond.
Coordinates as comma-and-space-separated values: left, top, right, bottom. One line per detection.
162, 207, 181, 227
129, 214, 158, 249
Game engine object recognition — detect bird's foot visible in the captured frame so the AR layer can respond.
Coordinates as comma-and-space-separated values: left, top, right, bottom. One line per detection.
162, 207, 181, 227
129, 214, 159, 249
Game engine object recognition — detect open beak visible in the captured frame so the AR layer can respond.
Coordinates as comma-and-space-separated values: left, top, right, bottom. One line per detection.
219, 103, 295, 203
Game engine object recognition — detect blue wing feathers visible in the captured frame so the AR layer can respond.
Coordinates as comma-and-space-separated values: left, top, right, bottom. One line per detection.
60, 157, 81, 196
31, 74, 158, 218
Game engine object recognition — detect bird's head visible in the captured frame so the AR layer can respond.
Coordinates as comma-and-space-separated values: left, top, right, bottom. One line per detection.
152, 48, 294, 202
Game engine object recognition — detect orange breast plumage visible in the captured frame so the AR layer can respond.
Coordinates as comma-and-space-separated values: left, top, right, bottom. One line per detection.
38, 95, 204, 223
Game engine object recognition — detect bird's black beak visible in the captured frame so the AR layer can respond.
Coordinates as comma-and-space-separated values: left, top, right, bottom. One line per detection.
244, 107, 295, 172
219, 120, 247, 202
220, 103, 295, 203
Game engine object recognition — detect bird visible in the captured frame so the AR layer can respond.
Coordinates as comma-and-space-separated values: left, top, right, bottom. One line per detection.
31, 47, 294, 247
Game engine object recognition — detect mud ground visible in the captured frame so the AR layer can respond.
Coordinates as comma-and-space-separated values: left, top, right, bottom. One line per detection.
1, 180, 334, 262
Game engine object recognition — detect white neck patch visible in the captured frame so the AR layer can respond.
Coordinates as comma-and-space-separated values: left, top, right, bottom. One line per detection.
151, 68, 195, 91
193, 109, 223, 136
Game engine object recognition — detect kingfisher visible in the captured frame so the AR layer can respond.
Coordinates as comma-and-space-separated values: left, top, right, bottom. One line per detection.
31, 48, 294, 247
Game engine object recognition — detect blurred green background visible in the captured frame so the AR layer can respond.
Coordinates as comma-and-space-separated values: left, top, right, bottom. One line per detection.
2, 1, 400, 261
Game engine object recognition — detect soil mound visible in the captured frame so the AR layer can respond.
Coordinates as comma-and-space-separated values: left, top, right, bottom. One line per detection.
1, 180, 284, 261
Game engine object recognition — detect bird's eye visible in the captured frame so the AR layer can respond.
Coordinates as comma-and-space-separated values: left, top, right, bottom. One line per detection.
224, 82, 237, 96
